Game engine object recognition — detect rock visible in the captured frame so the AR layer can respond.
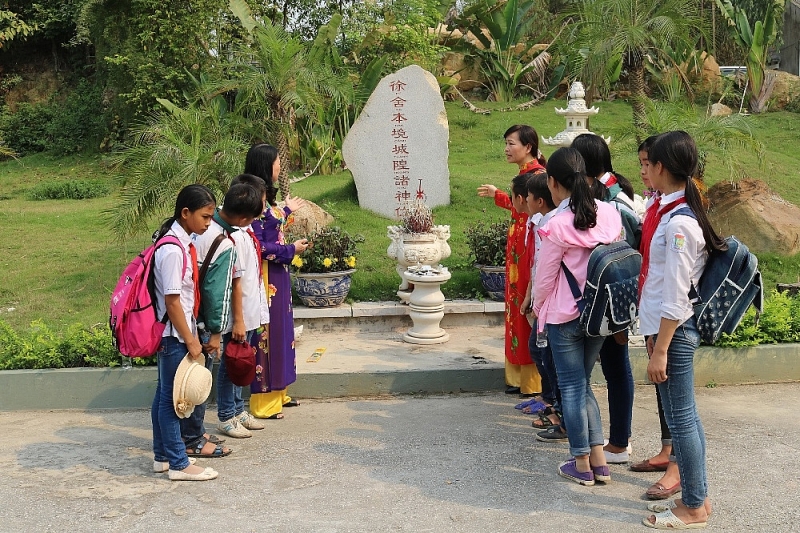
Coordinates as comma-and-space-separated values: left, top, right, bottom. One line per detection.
699, 52, 721, 92
441, 51, 484, 91
707, 179, 800, 255
710, 102, 732, 116
281, 199, 333, 236
771, 70, 800, 109
343, 65, 450, 219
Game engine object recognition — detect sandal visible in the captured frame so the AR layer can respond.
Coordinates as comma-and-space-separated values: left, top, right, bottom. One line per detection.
265, 412, 284, 420
531, 406, 560, 429
205, 433, 225, 445
186, 437, 232, 458
283, 399, 300, 408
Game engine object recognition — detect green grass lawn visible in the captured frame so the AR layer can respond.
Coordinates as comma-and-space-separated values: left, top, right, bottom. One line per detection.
1, 100, 799, 332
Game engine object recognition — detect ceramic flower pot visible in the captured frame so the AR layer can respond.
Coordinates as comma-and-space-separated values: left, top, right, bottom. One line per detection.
476, 264, 505, 302
293, 269, 356, 308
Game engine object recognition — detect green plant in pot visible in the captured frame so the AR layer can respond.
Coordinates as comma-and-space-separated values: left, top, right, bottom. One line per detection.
291, 226, 363, 307
465, 218, 510, 301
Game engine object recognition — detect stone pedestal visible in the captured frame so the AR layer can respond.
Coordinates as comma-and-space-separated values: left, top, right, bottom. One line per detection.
402, 267, 452, 345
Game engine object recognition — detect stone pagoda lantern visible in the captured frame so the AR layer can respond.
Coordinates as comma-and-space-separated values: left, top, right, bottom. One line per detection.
542, 81, 610, 147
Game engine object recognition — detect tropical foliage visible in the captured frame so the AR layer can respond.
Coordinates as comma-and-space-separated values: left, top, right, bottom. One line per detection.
566, 0, 704, 140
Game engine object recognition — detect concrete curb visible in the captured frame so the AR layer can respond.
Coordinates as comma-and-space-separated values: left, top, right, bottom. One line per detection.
0, 344, 798, 410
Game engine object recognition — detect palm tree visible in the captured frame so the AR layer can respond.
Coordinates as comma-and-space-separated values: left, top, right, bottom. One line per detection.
109, 96, 249, 238
227, 0, 353, 199
568, 0, 704, 141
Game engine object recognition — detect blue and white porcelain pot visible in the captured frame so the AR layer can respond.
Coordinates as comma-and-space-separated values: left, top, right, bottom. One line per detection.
293, 269, 356, 308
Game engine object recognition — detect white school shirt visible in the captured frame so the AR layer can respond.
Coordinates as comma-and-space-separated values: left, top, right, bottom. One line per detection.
638, 189, 708, 336
232, 224, 270, 331
154, 221, 196, 343
194, 218, 243, 335
529, 208, 557, 298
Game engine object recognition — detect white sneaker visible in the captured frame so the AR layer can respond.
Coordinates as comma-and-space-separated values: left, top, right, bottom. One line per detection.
153, 457, 196, 473
237, 411, 265, 430
218, 416, 252, 438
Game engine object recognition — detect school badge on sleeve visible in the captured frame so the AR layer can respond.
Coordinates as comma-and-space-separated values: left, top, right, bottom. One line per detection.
670, 233, 686, 253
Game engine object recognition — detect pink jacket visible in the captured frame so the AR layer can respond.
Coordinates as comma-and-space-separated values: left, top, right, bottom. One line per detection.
532, 200, 623, 330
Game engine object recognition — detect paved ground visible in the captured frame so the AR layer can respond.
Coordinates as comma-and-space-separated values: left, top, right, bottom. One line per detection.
1, 383, 798, 532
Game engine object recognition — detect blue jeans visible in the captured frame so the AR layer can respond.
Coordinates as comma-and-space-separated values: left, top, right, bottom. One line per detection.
179, 351, 214, 450
655, 316, 707, 509
152, 336, 191, 470
599, 334, 634, 448
547, 318, 606, 457
528, 319, 560, 408
217, 330, 255, 421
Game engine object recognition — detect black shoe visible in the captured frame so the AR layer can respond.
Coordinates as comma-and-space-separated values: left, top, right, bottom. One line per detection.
535, 426, 568, 442
518, 392, 538, 399
505, 386, 521, 395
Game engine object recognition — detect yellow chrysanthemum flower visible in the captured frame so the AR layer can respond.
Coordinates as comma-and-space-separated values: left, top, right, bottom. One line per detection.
323, 257, 333, 268
346, 256, 356, 268
291, 255, 303, 267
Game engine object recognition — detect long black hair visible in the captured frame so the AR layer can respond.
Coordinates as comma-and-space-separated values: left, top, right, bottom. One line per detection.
155, 184, 216, 240
505, 124, 547, 167
546, 147, 597, 231
243, 143, 280, 207
571, 133, 635, 199
648, 131, 727, 253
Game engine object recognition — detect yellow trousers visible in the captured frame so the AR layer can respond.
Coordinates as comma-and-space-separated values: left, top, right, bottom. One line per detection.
250, 389, 292, 418
505, 361, 542, 395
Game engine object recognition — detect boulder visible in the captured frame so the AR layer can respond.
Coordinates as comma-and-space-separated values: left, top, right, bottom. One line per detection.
708, 179, 800, 255
699, 52, 722, 92
281, 199, 334, 236
710, 102, 732, 117
441, 51, 484, 91
771, 70, 800, 109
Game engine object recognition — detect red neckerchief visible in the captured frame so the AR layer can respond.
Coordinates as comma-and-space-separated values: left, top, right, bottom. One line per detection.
601, 173, 618, 187
245, 228, 263, 280
638, 196, 687, 300
188, 243, 201, 318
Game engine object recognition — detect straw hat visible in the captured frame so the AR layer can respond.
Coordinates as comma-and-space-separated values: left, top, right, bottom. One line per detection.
173, 354, 212, 418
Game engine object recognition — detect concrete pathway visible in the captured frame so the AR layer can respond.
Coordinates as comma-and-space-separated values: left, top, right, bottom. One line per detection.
1, 383, 797, 532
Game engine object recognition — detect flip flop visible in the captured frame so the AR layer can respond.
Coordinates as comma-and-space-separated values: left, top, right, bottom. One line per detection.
642, 509, 707, 529
283, 399, 300, 408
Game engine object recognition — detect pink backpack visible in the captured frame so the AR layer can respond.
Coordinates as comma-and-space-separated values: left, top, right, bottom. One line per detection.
109, 236, 186, 357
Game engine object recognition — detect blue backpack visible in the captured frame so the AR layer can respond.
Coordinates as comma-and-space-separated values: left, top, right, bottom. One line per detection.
670, 207, 764, 344
561, 240, 643, 337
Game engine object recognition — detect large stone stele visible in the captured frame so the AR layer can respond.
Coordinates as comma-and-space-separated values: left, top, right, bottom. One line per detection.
708, 179, 800, 255
343, 65, 450, 219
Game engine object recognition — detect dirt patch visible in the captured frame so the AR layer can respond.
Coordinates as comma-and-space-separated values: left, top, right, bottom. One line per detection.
708, 178, 800, 254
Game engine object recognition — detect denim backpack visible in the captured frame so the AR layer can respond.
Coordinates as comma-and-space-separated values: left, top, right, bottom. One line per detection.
670, 207, 764, 344
561, 240, 643, 337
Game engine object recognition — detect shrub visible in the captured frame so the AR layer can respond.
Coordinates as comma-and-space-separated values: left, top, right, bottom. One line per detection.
0, 319, 152, 370
716, 290, 800, 347
465, 219, 510, 267
26, 179, 110, 200
0, 103, 54, 156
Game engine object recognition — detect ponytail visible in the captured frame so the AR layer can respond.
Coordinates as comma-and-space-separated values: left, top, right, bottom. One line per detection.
546, 147, 597, 231
649, 131, 726, 253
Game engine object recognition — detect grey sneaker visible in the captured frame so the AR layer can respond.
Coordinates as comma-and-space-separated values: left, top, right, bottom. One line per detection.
237, 411, 265, 430
218, 416, 252, 438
